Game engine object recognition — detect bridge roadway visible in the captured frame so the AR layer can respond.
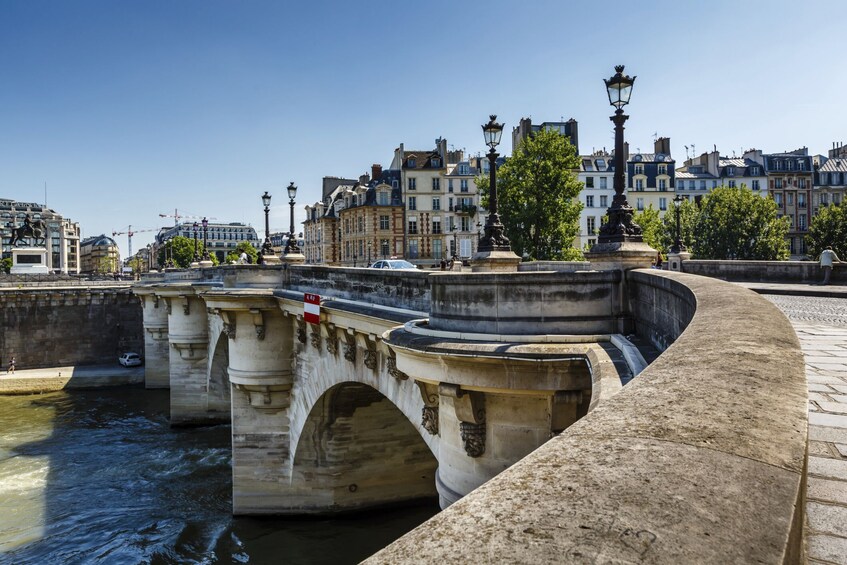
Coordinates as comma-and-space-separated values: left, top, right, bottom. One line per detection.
763, 293, 847, 564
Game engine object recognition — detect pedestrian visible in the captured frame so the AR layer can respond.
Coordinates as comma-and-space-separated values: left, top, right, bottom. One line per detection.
7, 356, 15, 375
239, 250, 248, 264
655, 251, 663, 269
819, 246, 842, 286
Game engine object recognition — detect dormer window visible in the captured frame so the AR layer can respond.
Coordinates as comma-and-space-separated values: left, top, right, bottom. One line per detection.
656, 154, 665, 162
431, 158, 441, 168
407, 157, 416, 168
799, 160, 806, 171
658, 164, 667, 175
635, 164, 644, 175
726, 167, 735, 176
459, 164, 469, 175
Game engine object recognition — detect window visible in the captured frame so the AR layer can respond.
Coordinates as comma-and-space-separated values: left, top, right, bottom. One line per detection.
600, 195, 608, 207
408, 197, 417, 210
433, 178, 440, 190
599, 177, 607, 189
408, 239, 419, 258
775, 178, 783, 189
689, 181, 696, 190
408, 177, 416, 190
431, 158, 441, 168
378, 191, 389, 205
433, 238, 442, 258
750, 166, 760, 175
448, 179, 454, 192
658, 164, 667, 175
751, 180, 760, 190
432, 197, 441, 211
726, 167, 735, 176
460, 179, 468, 192
586, 195, 594, 207
357, 217, 364, 232
799, 178, 806, 189
585, 177, 594, 188
636, 198, 644, 211
835, 194, 841, 205
635, 179, 644, 190
379, 215, 390, 230
432, 219, 442, 234
461, 216, 470, 231
407, 157, 416, 168
408, 218, 418, 234
586, 216, 596, 234
659, 197, 667, 211
774, 193, 783, 206
659, 179, 667, 190
798, 193, 806, 208
799, 160, 806, 171
588, 238, 596, 246
635, 164, 644, 175
448, 197, 454, 211
787, 193, 794, 205
821, 193, 829, 206
798, 214, 807, 230
712, 180, 718, 189
381, 239, 389, 257
700, 180, 706, 190
727, 180, 736, 188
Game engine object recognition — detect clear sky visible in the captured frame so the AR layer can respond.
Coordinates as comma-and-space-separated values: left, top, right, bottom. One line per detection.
2, 0, 845, 257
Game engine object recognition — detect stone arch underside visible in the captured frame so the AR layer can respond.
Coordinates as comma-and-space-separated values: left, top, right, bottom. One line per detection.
290, 381, 438, 512
207, 331, 231, 417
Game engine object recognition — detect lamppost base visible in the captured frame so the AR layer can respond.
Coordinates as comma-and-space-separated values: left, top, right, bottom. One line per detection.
667, 250, 691, 272
281, 252, 305, 265
260, 253, 282, 265
190, 261, 200, 268
199, 259, 214, 268
471, 248, 522, 272
584, 240, 656, 272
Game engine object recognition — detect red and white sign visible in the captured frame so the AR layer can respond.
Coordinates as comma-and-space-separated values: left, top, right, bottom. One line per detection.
304, 293, 321, 325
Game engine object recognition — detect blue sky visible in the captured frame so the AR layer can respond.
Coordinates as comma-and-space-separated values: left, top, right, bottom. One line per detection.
2, 0, 845, 257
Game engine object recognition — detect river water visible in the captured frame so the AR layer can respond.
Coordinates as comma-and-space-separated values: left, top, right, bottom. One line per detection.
0, 387, 437, 564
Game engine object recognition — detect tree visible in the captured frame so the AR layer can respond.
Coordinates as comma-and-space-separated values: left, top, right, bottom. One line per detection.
157, 236, 219, 268
632, 206, 663, 253
225, 241, 259, 264
1, 257, 11, 274
806, 204, 847, 260
476, 128, 584, 261
692, 185, 789, 260
658, 198, 698, 253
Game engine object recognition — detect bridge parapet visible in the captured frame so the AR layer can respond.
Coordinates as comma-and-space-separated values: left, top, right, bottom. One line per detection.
368, 270, 808, 564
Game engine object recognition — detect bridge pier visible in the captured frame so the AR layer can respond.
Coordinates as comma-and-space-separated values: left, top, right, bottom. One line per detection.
135, 288, 170, 389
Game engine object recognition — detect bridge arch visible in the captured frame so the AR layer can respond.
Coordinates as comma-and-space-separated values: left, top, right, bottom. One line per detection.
207, 330, 231, 416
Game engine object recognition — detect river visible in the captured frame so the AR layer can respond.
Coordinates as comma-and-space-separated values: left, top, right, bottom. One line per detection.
0, 387, 437, 564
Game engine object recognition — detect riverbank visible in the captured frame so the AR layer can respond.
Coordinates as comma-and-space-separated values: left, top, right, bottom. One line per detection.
0, 364, 143, 395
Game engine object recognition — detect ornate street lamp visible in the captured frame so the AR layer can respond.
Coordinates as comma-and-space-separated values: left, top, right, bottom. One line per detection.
201, 217, 210, 261
671, 194, 687, 253
260, 191, 275, 259
192, 222, 200, 261
284, 182, 301, 254
367, 240, 372, 265
452, 224, 459, 259
478, 115, 511, 252
597, 65, 642, 243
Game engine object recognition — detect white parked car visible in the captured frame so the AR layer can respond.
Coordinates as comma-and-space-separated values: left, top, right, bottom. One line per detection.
119, 353, 143, 367
368, 259, 418, 271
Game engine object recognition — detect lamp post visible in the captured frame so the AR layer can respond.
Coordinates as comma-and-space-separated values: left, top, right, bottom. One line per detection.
201, 217, 210, 261
477, 115, 511, 252
260, 191, 274, 260
192, 222, 199, 262
671, 194, 686, 253
452, 224, 459, 259
367, 240, 372, 265
284, 182, 301, 254
353, 252, 357, 268
597, 65, 642, 244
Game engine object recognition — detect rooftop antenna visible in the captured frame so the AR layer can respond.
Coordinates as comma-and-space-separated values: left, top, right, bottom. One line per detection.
684, 145, 690, 160
44, 181, 47, 208
652, 132, 658, 142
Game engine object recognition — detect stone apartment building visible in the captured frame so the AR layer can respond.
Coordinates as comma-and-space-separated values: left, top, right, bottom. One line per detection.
675, 148, 768, 203
0, 198, 81, 273
512, 117, 579, 155
155, 221, 259, 264
627, 137, 676, 216
80, 234, 120, 273
813, 151, 846, 214
764, 148, 813, 258
577, 152, 615, 250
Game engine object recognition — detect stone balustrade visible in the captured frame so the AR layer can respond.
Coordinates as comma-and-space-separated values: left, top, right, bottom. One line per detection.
367, 269, 808, 564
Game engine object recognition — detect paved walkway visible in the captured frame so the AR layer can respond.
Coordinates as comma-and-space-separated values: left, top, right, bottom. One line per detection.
0, 364, 143, 395
757, 289, 847, 564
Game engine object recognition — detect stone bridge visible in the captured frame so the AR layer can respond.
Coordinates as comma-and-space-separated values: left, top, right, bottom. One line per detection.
135, 261, 808, 562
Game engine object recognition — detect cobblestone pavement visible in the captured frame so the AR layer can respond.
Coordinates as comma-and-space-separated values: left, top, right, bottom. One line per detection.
765, 295, 847, 564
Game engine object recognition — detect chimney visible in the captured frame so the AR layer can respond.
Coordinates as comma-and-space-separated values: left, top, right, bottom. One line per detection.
371, 164, 383, 180
359, 173, 370, 185
654, 137, 671, 155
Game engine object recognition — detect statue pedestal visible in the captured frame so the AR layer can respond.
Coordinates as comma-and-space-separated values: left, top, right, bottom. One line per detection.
10, 247, 50, 274
667, 250, 691, 272
584, 240, 656, 272
261, 253, 282, 265
281, 252, 305, 265
471, 249, 521, 272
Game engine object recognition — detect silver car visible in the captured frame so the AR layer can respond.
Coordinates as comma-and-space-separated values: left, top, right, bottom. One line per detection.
368, 260, 418, 271
119, 353, 143, 367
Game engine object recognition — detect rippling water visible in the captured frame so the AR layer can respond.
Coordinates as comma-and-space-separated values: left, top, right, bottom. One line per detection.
0, 387, 437, 564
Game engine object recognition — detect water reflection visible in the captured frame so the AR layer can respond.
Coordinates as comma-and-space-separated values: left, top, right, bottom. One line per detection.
0, 388, 436, 564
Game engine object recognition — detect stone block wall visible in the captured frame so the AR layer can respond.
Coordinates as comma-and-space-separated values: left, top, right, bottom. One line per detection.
0, 287, 143, 369
683, 259, 846, 284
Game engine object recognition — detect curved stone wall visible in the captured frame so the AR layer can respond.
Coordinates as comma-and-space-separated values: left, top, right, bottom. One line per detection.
367, 270, 808, 563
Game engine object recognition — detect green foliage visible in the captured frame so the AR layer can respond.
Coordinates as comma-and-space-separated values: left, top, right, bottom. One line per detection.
806, 204, 847, 259
632, 206, 663, 252
658, 198, 698, 253
158, 236, 219, 268
692, 185, 789, 260
476, 128, 583, 260
1, 257, 11, 274
225, 241, 259, 264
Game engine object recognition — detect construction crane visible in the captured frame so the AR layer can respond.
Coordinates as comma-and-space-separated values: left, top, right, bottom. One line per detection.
158, 209, 217, 226
112, 225, 157, 258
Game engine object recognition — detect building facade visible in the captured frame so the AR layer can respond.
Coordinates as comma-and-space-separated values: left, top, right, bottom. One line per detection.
512, 117, 579, 155
674, 148, 767, 203
80, 234, 120, 273
764, 149, 813, 258
155, 222, 259, 264
813, 154, 847, 213
627, 138, 676, 217
577, 152, 615, 249
0, 198, 81, 273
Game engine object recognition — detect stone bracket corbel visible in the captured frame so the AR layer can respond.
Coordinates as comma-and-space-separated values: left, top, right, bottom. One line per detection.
440, 383, 486, 457
220, 311, 236, 339
144, 326, 168, 341
233, 383, 292, 412
310, 324, 322, 349
170, 341, 208, 361
343, 329, 356, 363
387, 349, 409, 381
296, 317, 307, 344
323, 323, 338, 355
416, 381, 439, 435
164, 297, 172, 315
249, 308, 265, 341
357, 333, 378, 371
152, 295, 160, 309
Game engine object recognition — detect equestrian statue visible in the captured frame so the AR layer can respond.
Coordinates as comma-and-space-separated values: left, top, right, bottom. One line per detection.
8, 214, 47, 247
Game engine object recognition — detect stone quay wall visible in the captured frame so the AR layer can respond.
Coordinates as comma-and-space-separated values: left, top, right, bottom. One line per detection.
0, 286, 143, 369
683, 258, 846, 284
368, 269, 808, 564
